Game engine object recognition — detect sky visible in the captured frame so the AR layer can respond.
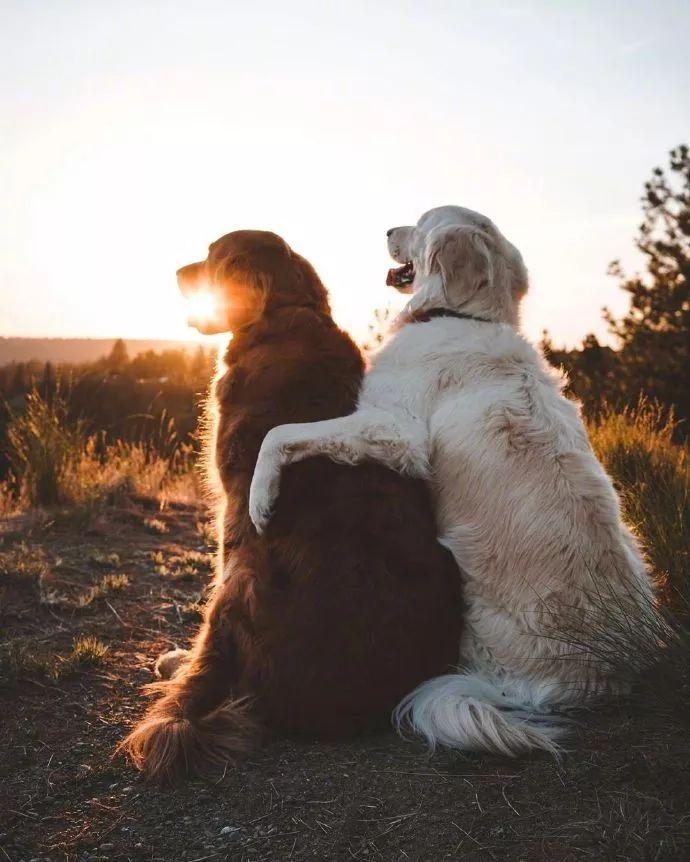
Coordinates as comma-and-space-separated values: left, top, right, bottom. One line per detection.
1, 0, 689, 347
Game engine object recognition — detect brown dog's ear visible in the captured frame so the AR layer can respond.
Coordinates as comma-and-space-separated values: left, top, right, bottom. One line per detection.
285, 250, 331, 315
426, 226, 493, 302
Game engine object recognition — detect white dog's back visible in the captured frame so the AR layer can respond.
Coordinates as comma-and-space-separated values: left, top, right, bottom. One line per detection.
380, 316, 652, 754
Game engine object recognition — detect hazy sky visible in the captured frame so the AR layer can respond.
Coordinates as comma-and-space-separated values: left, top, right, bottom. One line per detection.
1, 1, 689, 346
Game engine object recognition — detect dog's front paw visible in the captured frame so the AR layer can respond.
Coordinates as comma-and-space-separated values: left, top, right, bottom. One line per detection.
154, 647, 189, 680
249, 447, 282, 535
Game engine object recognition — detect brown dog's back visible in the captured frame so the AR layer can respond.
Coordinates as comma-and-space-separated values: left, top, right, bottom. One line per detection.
213, 305, 463, 736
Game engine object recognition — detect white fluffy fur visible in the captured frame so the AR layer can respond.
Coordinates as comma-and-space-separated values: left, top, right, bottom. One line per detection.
248, 205, 654, 756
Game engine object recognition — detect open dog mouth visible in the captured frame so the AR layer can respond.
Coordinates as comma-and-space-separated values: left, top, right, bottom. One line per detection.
386, 261, 415, 289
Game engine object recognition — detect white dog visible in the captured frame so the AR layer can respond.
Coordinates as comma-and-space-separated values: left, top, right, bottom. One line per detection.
248, 206, 654, 756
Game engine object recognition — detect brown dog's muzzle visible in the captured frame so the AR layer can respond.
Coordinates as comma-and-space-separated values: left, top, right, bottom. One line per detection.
176, 261, 205, 297
177, 260, 230, 334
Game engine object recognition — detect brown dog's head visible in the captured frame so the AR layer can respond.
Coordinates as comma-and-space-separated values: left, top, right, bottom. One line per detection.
177, 230, 330, 334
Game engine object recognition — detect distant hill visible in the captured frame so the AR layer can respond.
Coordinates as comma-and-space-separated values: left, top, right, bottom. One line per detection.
0, 337, 203, 365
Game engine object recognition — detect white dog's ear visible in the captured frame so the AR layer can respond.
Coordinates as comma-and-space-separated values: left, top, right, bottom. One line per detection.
425, 226, 493, 302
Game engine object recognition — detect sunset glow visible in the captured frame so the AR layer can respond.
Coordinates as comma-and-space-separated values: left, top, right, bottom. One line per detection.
2, 3, 689, 347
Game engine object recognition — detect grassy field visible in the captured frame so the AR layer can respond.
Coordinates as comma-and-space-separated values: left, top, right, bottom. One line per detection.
0, 396, 689, 861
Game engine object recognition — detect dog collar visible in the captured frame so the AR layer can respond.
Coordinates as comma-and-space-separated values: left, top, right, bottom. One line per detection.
407, 308, 492, 325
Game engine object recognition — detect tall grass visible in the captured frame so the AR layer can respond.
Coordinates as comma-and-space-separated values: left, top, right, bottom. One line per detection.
588, 401, 689, 607
4, 387, 200, 510
4, 391, 688, 606
6, 387, 88, 506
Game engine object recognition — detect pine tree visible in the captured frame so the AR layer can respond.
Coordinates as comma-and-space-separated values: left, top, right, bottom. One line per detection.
604, 144, 690, 424
107, 338, 129, 370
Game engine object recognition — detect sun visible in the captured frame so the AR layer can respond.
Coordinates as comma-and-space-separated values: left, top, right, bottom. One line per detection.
185, 289, 219, 326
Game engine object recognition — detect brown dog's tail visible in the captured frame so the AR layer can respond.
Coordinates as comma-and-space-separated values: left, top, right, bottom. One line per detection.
119, 608, 256, 781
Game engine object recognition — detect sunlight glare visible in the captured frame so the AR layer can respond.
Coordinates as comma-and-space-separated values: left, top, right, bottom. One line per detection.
185, 289, 219, 326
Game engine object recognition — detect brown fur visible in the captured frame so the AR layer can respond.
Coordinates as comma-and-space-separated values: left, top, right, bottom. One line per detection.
120, 231, 463, 780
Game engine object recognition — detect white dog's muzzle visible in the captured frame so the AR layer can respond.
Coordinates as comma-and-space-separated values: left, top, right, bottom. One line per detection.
386, 226, 417, 291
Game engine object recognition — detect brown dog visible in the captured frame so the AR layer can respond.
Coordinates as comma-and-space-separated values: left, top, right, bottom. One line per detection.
120, 230, 463, 780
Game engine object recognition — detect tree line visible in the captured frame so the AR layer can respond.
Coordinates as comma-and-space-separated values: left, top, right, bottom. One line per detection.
543, 144, 689, 435
0, 343, 217, 482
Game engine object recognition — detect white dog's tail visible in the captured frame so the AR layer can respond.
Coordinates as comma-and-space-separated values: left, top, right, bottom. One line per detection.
394, 671, 570, 758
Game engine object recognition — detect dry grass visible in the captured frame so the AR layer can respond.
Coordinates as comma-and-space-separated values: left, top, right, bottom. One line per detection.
143, 516, 168, 535
59, 437, 201, 509
90, 550, 121, 568
0, 639, 62, 683
588, 401, 689, 607
0, 541, 49, 584
180, 598, 204, 621
0, 634, 109, 685
0, 478, 18, 516
4, 386, 201, 513
195, 516, 218, 547
150, 548, 213, 581
68, 635, 109, 666
0, 538, 131, 614
5, 387, 89, 507
76, 573, 130, 609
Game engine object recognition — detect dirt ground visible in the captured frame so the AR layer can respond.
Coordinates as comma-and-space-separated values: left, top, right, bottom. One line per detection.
1, 502, 689, 862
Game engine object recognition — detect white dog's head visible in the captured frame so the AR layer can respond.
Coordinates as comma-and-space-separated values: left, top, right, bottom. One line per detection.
386, 206, 528, 326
